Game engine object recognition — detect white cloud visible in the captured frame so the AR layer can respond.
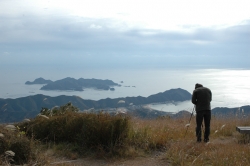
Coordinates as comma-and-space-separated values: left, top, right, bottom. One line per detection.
189, 40, 212, 45
0, 0, 249, 69
1, 0, 250, 32
89, 24, 102, 29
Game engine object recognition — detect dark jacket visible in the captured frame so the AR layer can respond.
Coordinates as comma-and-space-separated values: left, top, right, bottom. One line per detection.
192, 87, 212, 112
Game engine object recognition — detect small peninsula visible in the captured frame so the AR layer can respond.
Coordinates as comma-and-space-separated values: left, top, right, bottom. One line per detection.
26, 77, 121, 91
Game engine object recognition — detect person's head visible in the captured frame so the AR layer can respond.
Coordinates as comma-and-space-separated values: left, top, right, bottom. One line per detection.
195, 83, 203, 89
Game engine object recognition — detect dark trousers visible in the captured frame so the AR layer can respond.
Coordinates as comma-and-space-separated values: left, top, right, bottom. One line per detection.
196, 110, 211, 141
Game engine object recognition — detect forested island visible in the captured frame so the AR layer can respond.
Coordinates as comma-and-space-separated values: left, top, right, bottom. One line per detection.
25, 77, 121, 91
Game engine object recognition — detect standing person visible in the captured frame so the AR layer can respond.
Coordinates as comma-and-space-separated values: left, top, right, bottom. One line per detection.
192, 83, 212, 142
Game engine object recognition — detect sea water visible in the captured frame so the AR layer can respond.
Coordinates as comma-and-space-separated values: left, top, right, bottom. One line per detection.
1, 66, 250, 113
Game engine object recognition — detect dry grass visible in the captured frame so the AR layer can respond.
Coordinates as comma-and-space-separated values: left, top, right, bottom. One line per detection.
1, 111, 250, 165
123, 115, 250, 166
135, 115, 250, 166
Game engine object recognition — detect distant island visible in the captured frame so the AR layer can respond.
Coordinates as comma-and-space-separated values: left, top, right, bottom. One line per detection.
26, 77, 121, 91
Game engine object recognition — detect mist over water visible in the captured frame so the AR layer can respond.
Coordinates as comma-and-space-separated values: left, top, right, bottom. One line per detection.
1, 66, 250, 113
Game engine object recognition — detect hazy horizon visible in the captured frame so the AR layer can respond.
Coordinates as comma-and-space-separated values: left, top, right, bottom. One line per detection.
1, 67, 250, 113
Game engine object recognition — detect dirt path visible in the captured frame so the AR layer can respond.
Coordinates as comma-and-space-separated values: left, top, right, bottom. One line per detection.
47, 137, 239, 165
50, 152, 168, 166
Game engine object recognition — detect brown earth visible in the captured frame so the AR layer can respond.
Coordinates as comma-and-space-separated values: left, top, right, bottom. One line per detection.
49, 151, 168, 166
47, 137, 239, 166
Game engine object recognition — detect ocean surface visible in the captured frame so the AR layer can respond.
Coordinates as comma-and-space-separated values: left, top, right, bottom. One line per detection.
1, 67, 250, 113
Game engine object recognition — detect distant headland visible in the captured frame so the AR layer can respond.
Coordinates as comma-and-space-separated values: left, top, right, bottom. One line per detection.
25, 77, 53, 85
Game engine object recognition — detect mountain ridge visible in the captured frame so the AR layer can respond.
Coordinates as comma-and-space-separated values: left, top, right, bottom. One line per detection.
1, 88, 249, 123
0, 88, 191, 123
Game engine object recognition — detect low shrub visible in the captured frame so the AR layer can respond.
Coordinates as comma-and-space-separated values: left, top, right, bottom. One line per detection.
0, 125, 32, 165
9, 138, 31, 164
21, 112, 130, 154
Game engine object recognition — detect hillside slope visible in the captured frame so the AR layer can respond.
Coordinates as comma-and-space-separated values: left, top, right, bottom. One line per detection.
0, 88, 191, 123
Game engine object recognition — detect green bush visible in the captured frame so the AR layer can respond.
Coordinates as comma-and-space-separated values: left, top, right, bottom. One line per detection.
0, 137, 8, 154
9, 138, 31, 164
21, 112, 130, 153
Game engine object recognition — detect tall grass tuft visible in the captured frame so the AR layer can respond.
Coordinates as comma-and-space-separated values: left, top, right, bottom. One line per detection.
0, 125, 33, 165
21, 112, 130, 155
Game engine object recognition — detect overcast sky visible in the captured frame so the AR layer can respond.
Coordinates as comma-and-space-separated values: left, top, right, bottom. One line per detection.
1, 0, 250, 69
